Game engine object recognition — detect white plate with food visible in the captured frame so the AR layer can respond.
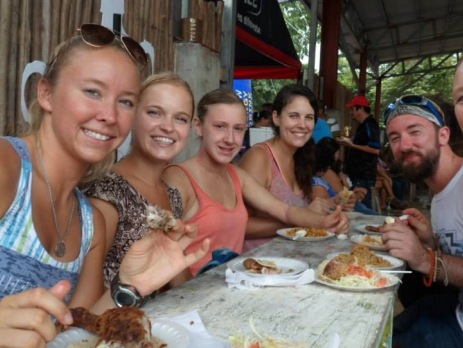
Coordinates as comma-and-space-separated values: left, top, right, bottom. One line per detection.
226, 256, 309, 277
48, 319, 190, 348
354, 223, 384, 235
315, 259, 400, 292
350, 234, 387, 251
325, 252, 403, 270
276, 227, 335, 242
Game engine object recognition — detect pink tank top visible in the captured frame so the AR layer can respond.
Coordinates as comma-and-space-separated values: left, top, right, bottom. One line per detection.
170, 164, 248, 275
243, 142, 309, 252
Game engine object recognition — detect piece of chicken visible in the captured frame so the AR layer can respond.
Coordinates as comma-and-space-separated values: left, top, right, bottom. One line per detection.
322, 260, 350, 280
66, 307, 154, 348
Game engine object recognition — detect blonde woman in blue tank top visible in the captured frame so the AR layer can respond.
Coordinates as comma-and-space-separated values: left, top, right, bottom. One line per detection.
0, 24, 209, 347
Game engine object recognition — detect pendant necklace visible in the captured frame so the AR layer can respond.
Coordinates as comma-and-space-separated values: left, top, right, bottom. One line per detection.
35, 135, 75, 257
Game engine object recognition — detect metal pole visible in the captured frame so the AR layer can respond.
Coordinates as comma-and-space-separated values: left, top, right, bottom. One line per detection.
220, 0, 237, 89
307, 0, 318, 90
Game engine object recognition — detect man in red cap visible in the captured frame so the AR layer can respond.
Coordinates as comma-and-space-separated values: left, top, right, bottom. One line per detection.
339, 95, 381, 209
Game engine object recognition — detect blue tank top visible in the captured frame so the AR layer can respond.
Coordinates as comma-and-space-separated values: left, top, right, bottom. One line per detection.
312, 176, 336, 197
0, 137, 93, 301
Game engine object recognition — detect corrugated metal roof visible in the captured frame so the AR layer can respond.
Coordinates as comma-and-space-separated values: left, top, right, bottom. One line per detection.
345, 0, 463, 74
304, 0, 463, 77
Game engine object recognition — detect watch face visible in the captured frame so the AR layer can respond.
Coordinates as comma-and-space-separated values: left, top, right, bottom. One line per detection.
112, 284, 142, 307
114, 289, 138, 307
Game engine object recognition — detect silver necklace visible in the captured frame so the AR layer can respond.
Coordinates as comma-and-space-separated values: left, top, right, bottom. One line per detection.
35, 136, 75, 257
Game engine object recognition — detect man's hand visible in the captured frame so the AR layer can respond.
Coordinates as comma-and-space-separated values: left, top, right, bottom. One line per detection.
381, 221, 430, 274
402, 208, 435, 248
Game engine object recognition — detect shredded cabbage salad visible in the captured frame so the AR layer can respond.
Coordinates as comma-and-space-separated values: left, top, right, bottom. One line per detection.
229, 317, 292, 348
335, 264, 390, 288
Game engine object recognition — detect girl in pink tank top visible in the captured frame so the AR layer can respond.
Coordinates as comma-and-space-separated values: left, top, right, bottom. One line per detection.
163, 88, 349, 275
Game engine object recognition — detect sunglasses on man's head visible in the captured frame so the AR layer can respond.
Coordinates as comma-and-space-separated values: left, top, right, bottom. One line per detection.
77, 23, 148, 69
383, 95, 445, 127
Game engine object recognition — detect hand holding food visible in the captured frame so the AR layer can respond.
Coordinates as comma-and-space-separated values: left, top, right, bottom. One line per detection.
381, 219, 430, 272
322, 206, 349, 235
145, 205, 176, 232
402, 208, 435, 248
339, 186, 354, 205
0, 280, 72, 348
118, 222, 210, 296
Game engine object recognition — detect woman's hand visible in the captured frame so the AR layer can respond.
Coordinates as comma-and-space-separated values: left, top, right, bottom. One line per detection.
307, 197, 331, 214
352, 187, 367, 202
119, 220, 210, 296
0, 280, 72, 348
321, 206, 349, 234
332, 191, 355, 211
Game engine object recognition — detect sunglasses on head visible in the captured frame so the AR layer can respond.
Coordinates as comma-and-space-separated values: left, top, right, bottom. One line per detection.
383, 95, 445, 127
77, 23, 148, 69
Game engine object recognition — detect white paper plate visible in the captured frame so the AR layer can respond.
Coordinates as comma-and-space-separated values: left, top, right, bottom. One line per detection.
350, 234, 387, 251
276, 227, 335, 242
48, 319, 190, 348
354, 223, 383, 235
325, 252, 404, 270
314, 273, 400, 292
226, 256, 309, 277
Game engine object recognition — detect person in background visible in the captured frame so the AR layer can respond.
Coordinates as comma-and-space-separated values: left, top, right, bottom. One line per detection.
339, 95, 381, 209
312, 101, 333, 143
85, 72, 195, 290
163, 88, 348, 275
380, 143, 410, 202
375, 157, 407, 210
381, 94, 463, 347
260, 102, 273, 113
254, 109, 272, 128
238, 85, 341, 252
312, 137, 378, 215
0, 24, 208, 347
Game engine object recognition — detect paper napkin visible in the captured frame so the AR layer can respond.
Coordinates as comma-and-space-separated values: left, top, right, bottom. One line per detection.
163, 310, 230, 348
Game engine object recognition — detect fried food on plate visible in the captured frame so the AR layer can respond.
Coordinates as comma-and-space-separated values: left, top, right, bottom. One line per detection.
286, 227, 328, 238
243, 258, 281, 274
62, 307, 166, 348
317, 259, 391, 288
332, 244, 391, 268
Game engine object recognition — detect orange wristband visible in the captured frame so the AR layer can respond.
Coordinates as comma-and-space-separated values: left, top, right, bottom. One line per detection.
423, 249, 435, 287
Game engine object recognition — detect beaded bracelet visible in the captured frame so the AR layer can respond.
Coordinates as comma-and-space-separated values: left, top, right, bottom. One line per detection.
433, 250, 439, 283
435, 249, 449, 286
423, 248, 435, 287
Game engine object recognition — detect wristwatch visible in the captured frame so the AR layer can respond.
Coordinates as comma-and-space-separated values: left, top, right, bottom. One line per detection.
110, 273, 148, 308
